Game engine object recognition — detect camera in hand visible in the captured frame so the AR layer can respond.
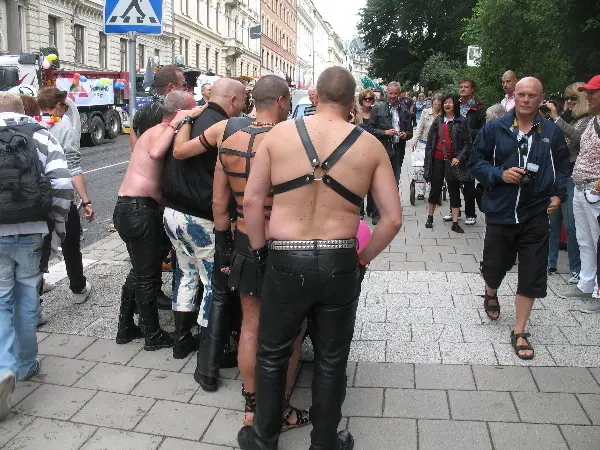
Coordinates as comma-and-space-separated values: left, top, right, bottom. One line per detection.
520, 163, 539, 190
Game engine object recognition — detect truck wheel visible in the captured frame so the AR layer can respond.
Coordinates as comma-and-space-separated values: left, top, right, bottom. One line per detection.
106, 110, 121, 140
89, 116, 105, 146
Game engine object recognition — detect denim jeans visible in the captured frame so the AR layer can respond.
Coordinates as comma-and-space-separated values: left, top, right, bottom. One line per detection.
0, 234, 43, 380
548, 177, 581, 273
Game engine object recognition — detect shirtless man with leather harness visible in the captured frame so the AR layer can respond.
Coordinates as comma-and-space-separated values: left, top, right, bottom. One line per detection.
236, 67, 402, 450
170, 75, 310, 432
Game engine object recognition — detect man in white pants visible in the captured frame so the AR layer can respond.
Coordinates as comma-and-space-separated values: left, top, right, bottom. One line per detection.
558, 75, 600, 311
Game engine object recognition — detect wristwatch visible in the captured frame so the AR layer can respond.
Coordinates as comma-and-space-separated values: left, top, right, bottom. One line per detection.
176, 116, 194, 131
81, 201, 92, 207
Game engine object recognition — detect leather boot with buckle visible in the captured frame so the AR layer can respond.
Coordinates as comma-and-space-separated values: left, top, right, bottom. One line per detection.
116, 284, 144, 344
173, 311, 199, 359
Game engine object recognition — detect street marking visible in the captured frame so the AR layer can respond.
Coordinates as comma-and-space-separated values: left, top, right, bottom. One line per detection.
84, 160, 129, 174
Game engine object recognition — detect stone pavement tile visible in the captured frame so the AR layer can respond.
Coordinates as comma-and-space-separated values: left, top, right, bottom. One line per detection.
369, 259, 391, 270
135, 400, 218, 440
433, 308, 482, 325
590, 368, 600, 385
560, 327, 600, 346
361, 322, 411, 341
386, 341, 441, 364
386, 307, 433, 324
190, 377, 244, 411
531, 367, 600, 393
354, 362, 413, 388
367, 293, 410, 308
494, 343, 557, 367
462, 324, 512, 344
440, 342, 497, 365
289, 387, 311, 410
348, 417, 417, 449
389, 244, 423, 253
36, 332, 49, 343
472, 366, 537, 392
11, 380, 41, 405
128, 347, 191, 372
132, 369, 200, 402
294, 362, 355, 388
384, 389, 449, 419
513, 392, 590, 424
560, 425, 600, 450
418, 419, 492, 450
525, 326, 569, 345
349, 340, 386, 362
405, 238, 438, 246
407, 271, 448, 282
38, 333, 96, 358
341, 388, 384, 417
80, 428, 163, 449
547, 345, 600, 367
415, 364, 475, 390
448, 390, 519, 422
0, 414, 35, 447
437, 238, 469, 246
412, 324, 463, 342
389, 274, 429, 290
461, 261, 483, 273
77, 338, 143, 365
72, 391, 155, 429
159, 438, 230, 449
426, 262, 463, 272
30, 356, 96, 386
408, 293, 453, 308
179, 356, 239, 380
202, 408, 244, 447
428, 281, 472, 295
440, 253, 476, 264
528, 310, 579, 326
355, 304, 386, 322
74, 362, 149, 394
572, 311, 600, 327
405, 252, 441, 262
423, 245, 457, 255
577, 394, 600, 425
489, 423, 568, 450
278, 423, 313, 450
3, 417, 96, 450
540, 297, 588, 311
16, 384, 95, 420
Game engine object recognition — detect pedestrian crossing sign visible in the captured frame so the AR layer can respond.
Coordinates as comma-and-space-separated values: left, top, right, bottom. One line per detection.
104, 0, 163, 34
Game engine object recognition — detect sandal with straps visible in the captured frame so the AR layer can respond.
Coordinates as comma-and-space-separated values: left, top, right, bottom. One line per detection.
483, 292, 500, 321
281, 392, 311, 433
511, 330, 535, 360
242, 386, 256, 427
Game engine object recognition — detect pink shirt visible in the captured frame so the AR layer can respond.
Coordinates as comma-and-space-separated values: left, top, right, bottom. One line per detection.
501, 94, 515, 111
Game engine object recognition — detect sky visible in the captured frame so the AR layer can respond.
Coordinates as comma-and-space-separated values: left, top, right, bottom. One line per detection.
313, 0, 366, 42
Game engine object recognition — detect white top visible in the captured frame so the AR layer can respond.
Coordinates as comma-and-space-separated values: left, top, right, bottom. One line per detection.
501, 94, 515, 111
414, 108, 438, 142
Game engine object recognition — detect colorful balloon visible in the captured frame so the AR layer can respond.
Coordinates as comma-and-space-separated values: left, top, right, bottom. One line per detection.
73, 73, 80, 80
96, 80, 104, 88
46, 54, 58, 61
100, 78, 111, 85
41, 60, 51, 69
71, 78, 79, 85
356, 220, 372, 252
79, 75, 87, 82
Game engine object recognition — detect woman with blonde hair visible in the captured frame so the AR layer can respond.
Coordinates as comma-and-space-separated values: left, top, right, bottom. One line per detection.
545, 82, 593, 282
356, 88, 377, 217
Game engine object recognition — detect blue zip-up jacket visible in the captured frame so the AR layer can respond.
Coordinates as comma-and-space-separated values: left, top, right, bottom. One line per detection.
468, 110, 570, 225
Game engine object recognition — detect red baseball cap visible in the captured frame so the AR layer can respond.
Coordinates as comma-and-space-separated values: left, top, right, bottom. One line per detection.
578, 75, 600, 91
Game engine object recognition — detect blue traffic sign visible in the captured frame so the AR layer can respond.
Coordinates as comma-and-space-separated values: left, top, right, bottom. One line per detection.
104, 0, 163, 34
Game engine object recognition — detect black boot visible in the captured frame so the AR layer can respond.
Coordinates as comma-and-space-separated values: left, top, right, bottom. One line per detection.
237, 426, 263, 450
116, 285, 144, 344
156, 289, 172, 310
138, 295, 174, 351
173, 311, 199, 359
309, 431, 355, 450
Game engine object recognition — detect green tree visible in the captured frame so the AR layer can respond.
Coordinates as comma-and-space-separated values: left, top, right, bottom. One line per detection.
358, 0, 477, 85
419, 53, 462, 93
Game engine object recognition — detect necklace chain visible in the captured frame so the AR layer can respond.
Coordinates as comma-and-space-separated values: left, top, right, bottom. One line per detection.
253, 121, 275, 126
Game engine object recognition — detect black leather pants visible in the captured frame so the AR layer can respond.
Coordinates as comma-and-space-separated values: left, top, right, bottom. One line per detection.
251, 246, 360, 450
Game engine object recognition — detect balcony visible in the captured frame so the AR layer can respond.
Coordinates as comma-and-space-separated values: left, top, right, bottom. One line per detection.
224, 0, 239, 7
223, 38, 243, 58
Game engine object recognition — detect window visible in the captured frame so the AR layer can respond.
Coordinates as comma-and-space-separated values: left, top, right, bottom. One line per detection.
240, 60, 243, 76
216, 3, 220, 32
155, 48, 160, 58
74, 25, 85, 64
99, 32, 107, 68
182, 0, 188, 15
48, 16, 57, 47
198, 0, 202, 22
17, 5, 25, 52
206, 46, 210, 70
234, 16, 238, 40
120, 38, 127, 71
207, 0, 211, 27
214, 50, 219, 73
196, 43, 200, 68
138, 43, 145, 69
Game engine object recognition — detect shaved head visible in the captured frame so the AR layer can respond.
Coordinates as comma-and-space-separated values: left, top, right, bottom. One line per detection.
503, 70, 517, 79
163, 91, 195, 117
516, 77, 543, 95
502, 70, 518, 95
514, 77, 544, 119
210, 78, 246, 117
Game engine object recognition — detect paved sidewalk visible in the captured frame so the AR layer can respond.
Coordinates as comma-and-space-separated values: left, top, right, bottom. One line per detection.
2, 156, 599, 449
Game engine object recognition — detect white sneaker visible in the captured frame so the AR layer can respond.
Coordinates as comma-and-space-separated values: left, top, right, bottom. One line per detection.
557, 290, 593, 299
465, 216, 477, 226
74, 281, 93, 304
568, 273, 580, 284
37, 309, 48, 327
580, 300, 600, 314
443, 214, 453, 222
0, 371, 16, 422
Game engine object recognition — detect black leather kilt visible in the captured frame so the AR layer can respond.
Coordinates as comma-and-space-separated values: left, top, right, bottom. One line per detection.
228, 230, 264, 296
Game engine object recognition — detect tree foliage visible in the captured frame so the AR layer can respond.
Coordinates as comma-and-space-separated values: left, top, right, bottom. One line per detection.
357, 0, 477, 85
419, 53, 461, 94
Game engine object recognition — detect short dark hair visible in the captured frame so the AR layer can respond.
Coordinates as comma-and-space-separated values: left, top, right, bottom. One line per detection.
252, 75, 289, 109
37, 86, 68, 110
459, 78, 476, 90
317, 66, 356, 105
154, 65, 183, 89
442, 93, 461, 118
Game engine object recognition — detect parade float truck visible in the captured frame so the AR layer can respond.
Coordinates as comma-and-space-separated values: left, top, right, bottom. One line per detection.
0, 50, 130, 146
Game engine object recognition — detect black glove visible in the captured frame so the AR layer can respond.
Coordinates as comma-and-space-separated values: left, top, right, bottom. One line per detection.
250, 245, 268, 295
214, 228, 234, 269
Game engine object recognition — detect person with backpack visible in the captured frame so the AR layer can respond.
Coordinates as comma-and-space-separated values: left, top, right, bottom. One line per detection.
37, 87, 94, 304
0, 93, 73, 421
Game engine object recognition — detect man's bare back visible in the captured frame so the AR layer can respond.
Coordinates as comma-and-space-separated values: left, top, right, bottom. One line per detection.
119, 123, 168, 203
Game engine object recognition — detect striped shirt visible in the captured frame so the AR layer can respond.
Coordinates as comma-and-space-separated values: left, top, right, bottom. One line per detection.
0, 113, 74, 238
40, 115, 83, 176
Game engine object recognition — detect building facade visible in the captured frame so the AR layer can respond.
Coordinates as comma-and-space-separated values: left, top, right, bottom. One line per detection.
260, 0, 296, 81
346, 36, 370, 91
326, 25, 344, 68
0, 0, 260, 77
295, 0, 314, 88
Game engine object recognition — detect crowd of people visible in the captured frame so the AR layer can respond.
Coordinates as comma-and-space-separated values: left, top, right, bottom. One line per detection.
0, 63, 599, 450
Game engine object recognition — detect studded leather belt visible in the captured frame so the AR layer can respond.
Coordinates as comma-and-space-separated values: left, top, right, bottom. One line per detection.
268, 238, 357, 251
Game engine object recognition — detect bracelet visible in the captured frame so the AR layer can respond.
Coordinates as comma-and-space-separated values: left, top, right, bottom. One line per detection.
81, 201, 92, 207
176, 116, 194, 131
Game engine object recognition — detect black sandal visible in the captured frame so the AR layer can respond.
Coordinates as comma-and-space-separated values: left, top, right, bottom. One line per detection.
281, 392, 311, 432
242, 386, 256, 427
511, 330, 535, 360
483, 292, 500, 321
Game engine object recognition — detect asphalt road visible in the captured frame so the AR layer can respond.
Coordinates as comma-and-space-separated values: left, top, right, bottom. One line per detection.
80, 135, 130, 246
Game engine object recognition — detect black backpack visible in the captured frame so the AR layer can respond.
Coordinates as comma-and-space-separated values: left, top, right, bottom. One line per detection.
0, 122, 52, 224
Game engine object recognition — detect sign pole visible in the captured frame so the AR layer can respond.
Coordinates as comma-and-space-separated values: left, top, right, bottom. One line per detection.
128, 31, 138, 119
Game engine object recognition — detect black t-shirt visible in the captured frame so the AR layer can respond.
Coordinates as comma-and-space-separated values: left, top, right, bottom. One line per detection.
132, 95, 164, 137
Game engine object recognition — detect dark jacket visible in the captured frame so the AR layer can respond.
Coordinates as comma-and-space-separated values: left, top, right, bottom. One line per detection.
370, 101, 413, 153
464, 98, 486, 142
162, 102, 230, 221
424, 116, 473, 182
468, 110, 570, 225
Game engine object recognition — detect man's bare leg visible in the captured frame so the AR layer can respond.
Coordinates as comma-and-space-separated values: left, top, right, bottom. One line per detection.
514, 294, 534, 358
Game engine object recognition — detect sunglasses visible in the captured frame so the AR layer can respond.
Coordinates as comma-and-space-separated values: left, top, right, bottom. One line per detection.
565, 96, 578, 101
363, 97, 375, 102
